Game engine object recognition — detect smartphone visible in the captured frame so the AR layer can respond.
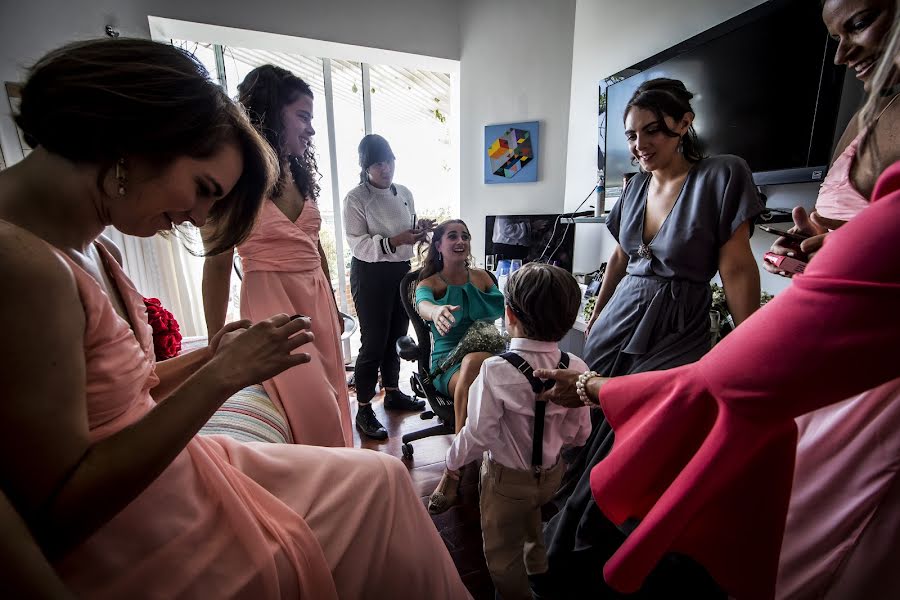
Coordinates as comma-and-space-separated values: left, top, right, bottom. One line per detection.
411, 212, 417, 230
756, 224, 811, 243
763, 252, 807, 275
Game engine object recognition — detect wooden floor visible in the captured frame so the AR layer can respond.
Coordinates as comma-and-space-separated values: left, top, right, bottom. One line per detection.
349, 371, 495, 600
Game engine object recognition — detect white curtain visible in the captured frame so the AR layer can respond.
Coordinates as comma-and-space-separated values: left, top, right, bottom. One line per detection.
105, 227, 214, 339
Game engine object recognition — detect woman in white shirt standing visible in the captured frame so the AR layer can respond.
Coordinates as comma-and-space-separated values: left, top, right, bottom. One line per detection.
343, 134, 433, 439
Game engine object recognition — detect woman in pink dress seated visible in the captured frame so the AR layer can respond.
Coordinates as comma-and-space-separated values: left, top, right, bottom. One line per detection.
0, 39, 469, 599
203, 65, 352, 447
764, 0, 900, 596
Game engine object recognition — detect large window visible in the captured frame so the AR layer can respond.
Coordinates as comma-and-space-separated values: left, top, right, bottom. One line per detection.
171, 37, 457, 337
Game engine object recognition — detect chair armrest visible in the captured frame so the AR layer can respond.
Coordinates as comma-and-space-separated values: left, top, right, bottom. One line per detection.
396, 335, 421, 361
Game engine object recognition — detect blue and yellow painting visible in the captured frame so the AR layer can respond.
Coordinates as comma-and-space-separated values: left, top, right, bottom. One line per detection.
484, 120, 539, 184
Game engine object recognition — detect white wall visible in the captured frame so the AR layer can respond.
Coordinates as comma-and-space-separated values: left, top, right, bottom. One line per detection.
0, 0, 462, 165
458, 0, 576, 262
563, 0, 823, 295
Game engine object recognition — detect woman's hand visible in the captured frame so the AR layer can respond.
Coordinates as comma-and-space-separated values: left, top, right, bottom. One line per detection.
206, 314, 314, 393
534, 368, 610, 408
533, 368, 583, 408
390, 228, 428, 248
799, 212, 846, 258
431, 304, 460, 336
763, 207, 845, 278
208, 320, 252, 355
584, 316, 598, 339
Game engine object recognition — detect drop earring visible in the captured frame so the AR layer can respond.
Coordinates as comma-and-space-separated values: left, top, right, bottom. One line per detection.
677, 136, 684, 154
116, 158, 127, 196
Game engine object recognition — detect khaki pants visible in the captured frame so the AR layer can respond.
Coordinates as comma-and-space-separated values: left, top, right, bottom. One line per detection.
479, 456, 565, 600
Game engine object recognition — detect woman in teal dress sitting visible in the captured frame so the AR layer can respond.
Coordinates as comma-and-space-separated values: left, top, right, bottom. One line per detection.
415, 219, 504, 512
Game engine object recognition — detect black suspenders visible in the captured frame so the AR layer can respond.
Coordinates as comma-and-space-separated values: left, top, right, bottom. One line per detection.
498, 351, 570, 468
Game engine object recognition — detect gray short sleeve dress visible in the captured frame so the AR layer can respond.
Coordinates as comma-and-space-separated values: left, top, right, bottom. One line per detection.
583, 154, 764, 376
541, 156, 764, 595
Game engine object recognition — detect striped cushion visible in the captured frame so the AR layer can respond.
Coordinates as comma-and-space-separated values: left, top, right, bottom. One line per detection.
199, 384, 292, 444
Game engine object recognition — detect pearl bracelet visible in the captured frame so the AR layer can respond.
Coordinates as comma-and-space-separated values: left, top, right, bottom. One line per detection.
576, 370, 600, 406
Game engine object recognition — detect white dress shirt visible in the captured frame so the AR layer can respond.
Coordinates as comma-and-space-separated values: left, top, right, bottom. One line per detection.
342, 182, 416, 263
445, 338, 592, 471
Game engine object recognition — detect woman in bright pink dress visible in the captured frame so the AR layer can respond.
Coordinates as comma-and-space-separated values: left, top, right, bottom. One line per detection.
0, 39, 469, 599
762, 1, 900, 596
203, 65, 352, 447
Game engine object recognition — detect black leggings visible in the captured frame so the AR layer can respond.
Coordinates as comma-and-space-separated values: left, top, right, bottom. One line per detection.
350, 258, 410, 403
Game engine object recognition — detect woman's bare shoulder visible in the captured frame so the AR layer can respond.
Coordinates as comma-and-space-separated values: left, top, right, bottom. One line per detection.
469, 268, 496, 290
0, 222, 76, 287
417, 274, 449, 300
0, 223, 83, 341
416, 273, 439, 289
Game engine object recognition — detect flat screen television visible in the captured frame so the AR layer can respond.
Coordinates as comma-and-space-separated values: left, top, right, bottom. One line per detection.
484, 214, 576, 273
602, 0, 846, 194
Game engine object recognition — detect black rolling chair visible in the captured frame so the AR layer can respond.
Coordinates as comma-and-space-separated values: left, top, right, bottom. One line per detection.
395, 268, 499, 459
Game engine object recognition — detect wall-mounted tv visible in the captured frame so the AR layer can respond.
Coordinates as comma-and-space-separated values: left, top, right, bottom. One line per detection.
484, 214, 576, 273
601, 0, 846, 194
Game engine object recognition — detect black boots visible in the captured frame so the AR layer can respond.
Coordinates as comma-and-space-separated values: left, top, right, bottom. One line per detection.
384, 389, 426, 412
355, 403, 387, 440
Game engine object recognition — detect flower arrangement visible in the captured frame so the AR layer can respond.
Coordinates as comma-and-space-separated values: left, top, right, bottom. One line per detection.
143, 297, 182, 361
582, 295, 597, 322
710, 283, 774, 341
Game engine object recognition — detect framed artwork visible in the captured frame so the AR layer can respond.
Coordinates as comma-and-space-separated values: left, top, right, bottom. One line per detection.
484, 120, 539, 184
5, 82, 30, 159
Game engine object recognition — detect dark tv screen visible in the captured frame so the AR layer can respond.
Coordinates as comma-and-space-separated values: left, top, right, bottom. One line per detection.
484, 214, 576, 272
604, 0, 844, 189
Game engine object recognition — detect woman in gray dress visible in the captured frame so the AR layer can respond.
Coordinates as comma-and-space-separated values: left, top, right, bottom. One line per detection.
540, 78, 763, 597
584, 78, 762, 373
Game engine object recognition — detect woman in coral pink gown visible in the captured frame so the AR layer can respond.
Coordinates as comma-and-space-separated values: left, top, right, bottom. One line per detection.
0, 39, 469, 599
203, 65, 351, 446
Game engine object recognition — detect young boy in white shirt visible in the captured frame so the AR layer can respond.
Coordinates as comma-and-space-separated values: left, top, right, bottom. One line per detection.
444, 263, 591, 600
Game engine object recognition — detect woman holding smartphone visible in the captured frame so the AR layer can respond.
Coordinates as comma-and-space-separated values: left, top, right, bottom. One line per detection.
763, 0, 900, 597
343, 134, 434, 440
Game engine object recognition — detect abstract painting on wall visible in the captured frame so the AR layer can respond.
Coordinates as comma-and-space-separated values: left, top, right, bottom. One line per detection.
484, 120, 539, 184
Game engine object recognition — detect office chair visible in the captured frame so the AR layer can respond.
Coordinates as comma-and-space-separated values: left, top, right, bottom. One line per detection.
394, 268, 499, 459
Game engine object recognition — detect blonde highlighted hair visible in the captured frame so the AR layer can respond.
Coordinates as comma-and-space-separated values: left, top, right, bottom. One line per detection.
857, 0, 900, 166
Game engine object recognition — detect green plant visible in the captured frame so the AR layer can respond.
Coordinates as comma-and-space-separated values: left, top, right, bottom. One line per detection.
582, 295, 596, 322
710, 283, 774, 341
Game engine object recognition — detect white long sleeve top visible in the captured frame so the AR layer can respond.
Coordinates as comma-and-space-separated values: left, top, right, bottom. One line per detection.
445, 338, 592, 471
342, 182, 416, 263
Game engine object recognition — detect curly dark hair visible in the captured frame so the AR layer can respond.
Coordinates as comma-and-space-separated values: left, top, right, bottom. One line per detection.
237, 64, 321, 201
624, 77, 705, 164
417, 219, 469, 282
14, 38, 277, 256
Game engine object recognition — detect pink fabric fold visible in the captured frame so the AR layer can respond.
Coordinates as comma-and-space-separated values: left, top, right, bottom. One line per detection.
815, 132, 869, 221
46, 239, 470, 599
238, 200, 352, 446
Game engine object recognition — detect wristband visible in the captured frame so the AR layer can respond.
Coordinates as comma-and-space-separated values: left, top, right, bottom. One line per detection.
576, 370, 600, 406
